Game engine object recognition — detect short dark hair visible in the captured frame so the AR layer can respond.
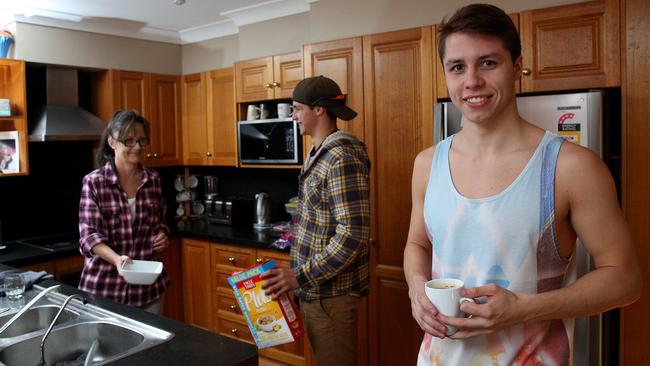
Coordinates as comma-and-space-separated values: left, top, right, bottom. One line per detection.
438, 4, 521, 65
96, 109, 151, 167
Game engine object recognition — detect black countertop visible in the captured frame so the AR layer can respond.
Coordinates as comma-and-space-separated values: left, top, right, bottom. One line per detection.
0, 219, 289, 268
0, 241, 79, 267
173, 219, 290, 252
0, 263, 258, 366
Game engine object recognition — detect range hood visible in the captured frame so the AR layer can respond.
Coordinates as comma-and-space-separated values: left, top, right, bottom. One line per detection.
29, 67, 106, 141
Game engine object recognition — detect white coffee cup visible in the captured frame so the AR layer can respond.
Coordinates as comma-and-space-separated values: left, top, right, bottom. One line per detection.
277, 103, 294, 118
424, 278, 476, 336
247, 105, 260, 120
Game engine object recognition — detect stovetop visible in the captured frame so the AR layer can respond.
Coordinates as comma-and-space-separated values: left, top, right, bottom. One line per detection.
16, 232, 79, 252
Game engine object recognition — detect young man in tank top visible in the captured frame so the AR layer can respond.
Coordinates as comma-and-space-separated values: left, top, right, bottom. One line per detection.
404, 4, 641, 365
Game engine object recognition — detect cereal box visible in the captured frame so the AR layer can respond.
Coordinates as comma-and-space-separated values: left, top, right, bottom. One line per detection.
228, 260, 304, 348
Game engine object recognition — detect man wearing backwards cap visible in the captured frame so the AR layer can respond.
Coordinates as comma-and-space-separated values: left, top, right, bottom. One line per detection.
262, 76, 370, 366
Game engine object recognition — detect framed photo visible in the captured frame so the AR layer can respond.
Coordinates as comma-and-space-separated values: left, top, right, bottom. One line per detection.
0, 131, 19, 173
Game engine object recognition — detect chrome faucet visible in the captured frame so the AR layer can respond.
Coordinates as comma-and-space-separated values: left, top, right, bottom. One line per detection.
38, 293, 88, 366
0, 284, 61, 335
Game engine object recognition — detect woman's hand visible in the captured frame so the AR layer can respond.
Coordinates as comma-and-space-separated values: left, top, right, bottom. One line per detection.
116, 255, 132, 277
152, 231, 169, 252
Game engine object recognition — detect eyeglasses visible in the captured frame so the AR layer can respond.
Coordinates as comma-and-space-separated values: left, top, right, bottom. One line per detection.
119, 137, 150, 147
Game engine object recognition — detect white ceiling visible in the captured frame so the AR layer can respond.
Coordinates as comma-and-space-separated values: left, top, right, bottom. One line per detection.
0, 0, 319, 44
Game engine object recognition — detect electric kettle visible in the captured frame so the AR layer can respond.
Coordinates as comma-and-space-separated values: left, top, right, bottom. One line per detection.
253, 192, 271, 230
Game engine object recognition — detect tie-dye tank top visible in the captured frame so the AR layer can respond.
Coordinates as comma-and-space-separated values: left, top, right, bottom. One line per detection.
419, 131, 576, 365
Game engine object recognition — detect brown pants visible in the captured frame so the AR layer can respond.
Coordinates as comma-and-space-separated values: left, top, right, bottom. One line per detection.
300, 296, 360, 366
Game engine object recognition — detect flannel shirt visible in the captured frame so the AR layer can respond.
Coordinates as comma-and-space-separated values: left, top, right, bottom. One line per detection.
291, 131, 371, 300
78, 162, 170, 307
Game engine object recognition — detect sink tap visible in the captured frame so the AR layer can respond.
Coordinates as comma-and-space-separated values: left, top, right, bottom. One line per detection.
0, 284, 61, 335
38, 293, 88, 366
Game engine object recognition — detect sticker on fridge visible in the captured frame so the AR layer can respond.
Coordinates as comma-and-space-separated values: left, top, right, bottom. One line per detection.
557, 112, 581, 145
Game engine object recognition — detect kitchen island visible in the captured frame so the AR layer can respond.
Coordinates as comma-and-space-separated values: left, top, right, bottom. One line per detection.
0, 263, 258, 366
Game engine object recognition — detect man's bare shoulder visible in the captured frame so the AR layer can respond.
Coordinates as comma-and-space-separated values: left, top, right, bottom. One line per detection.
414, 145, 436, 170
556, 140, 615, 197
556, 140, 605, 174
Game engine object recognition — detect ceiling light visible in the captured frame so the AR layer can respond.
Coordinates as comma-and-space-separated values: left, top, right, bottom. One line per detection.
174, 0, 186, 5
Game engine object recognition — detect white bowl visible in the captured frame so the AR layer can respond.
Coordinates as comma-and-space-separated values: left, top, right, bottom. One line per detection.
122, 260, 163, 285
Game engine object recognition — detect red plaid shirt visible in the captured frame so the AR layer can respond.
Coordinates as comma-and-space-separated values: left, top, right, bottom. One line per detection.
78, 163, 170, 307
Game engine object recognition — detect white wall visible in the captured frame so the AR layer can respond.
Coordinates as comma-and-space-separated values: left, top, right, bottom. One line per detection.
14, 23, 182, 74
12, 0, 587, 74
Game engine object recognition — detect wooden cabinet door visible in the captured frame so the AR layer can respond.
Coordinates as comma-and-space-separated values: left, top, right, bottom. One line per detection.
182, 239, 212, 330
273, 52, 303, 99
363, 26, 433, 366
303, 37, 365, 150
182, 73, 208, 165
158, 237, 184, 322
622, 0, 650, 364
148, 74, 182, 166
114, 71, 149, 116
519, 0, 620, 92
434, 14, 520, 100
235, 57, 274, 102
206, 68, 237, 166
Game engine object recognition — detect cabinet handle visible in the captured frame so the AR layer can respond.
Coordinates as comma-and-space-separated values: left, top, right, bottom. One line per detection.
256, 258, 262, 263
153, 153, 158, 158
228, 257, 236, 265
146, 153, 152, 158
265, 83, 273, 89
272, 81, 280, 88
231, 328, 238, 335
207, 151, 212, 157
522, 68, 532, 76
230, 304, 238, 311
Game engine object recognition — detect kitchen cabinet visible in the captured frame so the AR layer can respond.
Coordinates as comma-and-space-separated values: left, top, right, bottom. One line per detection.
148, 74, 183, 166
234, 52, 303, 103
182, 238, 315, 366
182, 69, 237, 166
433, 14, 520, 100
18, 254, 84, 283
206, 68, 237, 166
90, 70, 183, 167
362, 26, 433, 366
158, 237, 184, 322
519, 0, 620, 92
0, 59, 28, 176
181, 238, 212, 330
621, 0, 650, 364
302, 37, 365, 156
181, 72, 207, 166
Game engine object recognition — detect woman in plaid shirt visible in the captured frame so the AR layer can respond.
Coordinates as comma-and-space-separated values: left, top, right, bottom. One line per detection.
78, 110, 170, 314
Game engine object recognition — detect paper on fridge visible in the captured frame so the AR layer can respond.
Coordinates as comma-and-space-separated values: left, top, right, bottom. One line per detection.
228, 260, 304, 348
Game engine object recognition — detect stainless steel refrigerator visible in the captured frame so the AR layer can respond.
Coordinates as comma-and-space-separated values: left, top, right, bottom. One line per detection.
434, 90, 620, 366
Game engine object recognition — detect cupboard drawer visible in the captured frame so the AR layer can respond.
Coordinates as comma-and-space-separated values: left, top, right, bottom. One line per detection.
215, 291, 242, 315
257, 249, 291, 269
211, 244, 256, 269
218, 316, 254, 343
213, 268, 235, 291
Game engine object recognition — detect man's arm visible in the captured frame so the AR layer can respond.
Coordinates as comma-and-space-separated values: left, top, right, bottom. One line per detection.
404, 146, 448, 338
445, 143, 642, 338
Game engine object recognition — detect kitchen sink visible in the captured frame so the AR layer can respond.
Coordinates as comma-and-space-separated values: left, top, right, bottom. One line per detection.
0, 322, 144, 366
0, 285, 174, 365
0, 305, 78, 338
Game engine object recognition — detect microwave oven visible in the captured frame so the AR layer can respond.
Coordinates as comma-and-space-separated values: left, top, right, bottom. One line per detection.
238, 118, 303, 164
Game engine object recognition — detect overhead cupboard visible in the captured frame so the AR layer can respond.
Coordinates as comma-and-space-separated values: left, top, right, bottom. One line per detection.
90, 70, 183, 167
0, 59, 27, 176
